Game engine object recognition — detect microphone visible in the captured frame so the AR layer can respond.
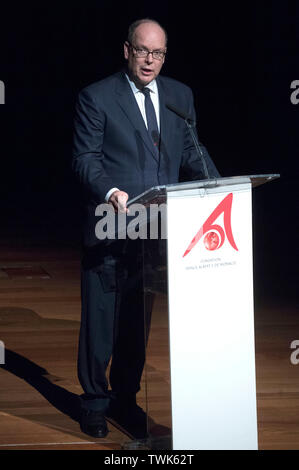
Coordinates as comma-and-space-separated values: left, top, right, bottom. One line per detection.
165, 103, 194, 124
166, 102, 210, 179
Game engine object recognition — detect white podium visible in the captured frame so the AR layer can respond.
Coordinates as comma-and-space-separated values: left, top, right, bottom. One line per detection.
125, 174, 279, 450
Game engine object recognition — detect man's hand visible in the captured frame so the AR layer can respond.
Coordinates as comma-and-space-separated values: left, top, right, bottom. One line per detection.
108, 190, 129, 213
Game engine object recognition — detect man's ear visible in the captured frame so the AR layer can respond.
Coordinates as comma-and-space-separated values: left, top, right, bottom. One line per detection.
124, 41, 130, 60
162, 48, 167, 64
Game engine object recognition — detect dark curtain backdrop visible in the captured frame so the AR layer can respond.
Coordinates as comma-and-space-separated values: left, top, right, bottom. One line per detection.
0, 1, 298, 304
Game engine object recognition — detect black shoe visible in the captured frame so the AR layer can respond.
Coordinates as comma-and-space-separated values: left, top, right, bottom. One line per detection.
106, 399, 148, 440
80, 409, 108, 438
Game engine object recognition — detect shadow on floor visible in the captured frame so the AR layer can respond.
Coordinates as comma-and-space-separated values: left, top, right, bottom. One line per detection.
1, 349, 80, 422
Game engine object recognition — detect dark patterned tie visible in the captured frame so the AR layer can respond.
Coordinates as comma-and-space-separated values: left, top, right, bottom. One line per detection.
142, 87, 160, 151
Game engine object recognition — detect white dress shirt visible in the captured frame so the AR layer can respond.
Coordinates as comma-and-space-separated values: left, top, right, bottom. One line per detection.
125, 73, 160, 131
105, 74, 160, 202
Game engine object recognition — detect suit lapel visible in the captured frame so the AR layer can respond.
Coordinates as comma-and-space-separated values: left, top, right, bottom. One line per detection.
115, 72, 159, 162
156, 76, 177, 167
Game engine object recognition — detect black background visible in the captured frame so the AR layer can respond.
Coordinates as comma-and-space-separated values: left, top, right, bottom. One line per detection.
0, 1, 298, 305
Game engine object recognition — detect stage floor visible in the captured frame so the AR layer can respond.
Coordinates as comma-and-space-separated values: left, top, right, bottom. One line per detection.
0, 241, 298, 450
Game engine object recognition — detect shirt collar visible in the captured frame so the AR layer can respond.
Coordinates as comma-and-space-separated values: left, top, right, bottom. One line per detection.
125, 73, 158, 95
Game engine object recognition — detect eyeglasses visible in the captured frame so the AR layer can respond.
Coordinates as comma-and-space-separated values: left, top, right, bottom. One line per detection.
128, 42, 166, 61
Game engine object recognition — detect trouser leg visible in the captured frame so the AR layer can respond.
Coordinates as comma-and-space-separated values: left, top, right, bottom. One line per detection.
77, 259, 116, 412
77, 241, 154, 411
109, 245, 154, 400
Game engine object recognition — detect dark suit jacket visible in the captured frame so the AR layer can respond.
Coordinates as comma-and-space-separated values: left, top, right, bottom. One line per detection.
73, 70, 220, 248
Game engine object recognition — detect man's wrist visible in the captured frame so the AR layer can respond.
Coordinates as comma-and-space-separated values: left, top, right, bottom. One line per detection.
105, 187, 119, 202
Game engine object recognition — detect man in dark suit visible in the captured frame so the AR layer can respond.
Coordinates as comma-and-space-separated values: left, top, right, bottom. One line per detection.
73, 18, 220, 439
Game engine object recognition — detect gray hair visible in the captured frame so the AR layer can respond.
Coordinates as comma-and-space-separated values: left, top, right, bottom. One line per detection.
127, 18, 168, 45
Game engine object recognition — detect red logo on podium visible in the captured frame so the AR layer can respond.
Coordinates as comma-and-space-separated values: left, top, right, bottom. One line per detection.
183, 193, 238, 257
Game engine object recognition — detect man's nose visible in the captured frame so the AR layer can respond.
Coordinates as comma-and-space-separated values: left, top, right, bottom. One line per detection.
145, 52, 154, 64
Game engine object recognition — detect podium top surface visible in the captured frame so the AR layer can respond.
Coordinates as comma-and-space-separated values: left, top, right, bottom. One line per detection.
127, 174, 280, 206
